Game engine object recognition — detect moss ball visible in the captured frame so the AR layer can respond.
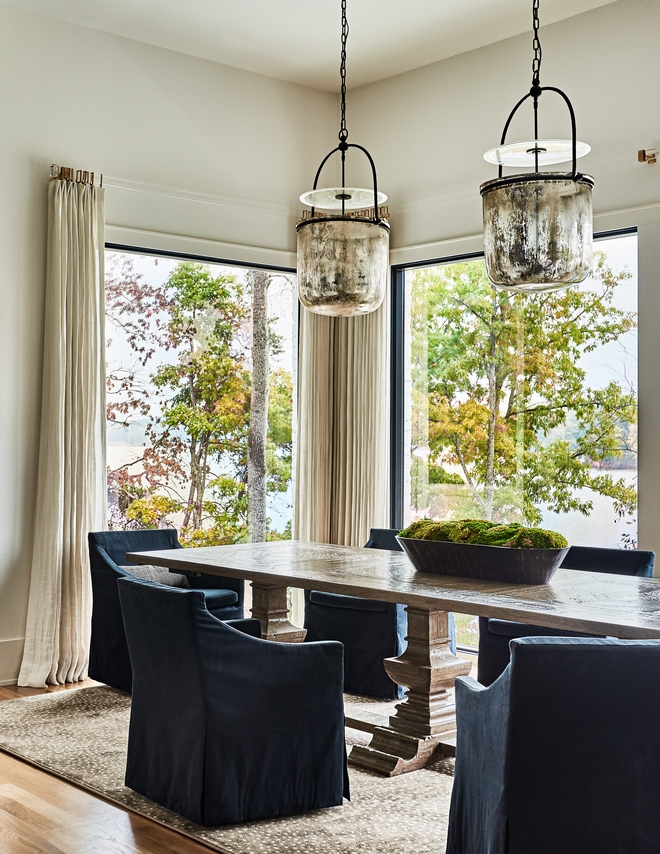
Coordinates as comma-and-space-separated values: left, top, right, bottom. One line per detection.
399, 518, 567, 549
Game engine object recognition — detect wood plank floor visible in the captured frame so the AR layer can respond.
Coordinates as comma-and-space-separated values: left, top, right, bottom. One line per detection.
0, 682, 215, 854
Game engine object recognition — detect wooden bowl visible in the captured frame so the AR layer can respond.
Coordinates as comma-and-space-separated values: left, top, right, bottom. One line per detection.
396, 536, 569, 585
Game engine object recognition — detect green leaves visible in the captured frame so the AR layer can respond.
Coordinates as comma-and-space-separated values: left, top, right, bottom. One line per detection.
411, 253, 637, 530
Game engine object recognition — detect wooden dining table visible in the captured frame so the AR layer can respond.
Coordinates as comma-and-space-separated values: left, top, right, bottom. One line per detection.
128, 540, 660, 776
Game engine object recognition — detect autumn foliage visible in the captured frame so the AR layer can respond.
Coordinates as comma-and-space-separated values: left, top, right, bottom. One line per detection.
105, 256, 293, 545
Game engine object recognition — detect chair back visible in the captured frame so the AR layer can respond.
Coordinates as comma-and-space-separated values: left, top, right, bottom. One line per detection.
118, 577, 207, 691
88, 528, 181, 574
364, 528, 403, 551
560, 544, 654, 577
506, 637, 660, 853
87, 529, 182, 692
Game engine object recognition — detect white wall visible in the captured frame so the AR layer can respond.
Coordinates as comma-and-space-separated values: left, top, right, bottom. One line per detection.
0, 0, 658, 681
0, 2, 336, 682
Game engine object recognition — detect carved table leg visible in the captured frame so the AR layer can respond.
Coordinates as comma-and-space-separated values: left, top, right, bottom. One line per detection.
348, 607, 471, 776
250, 582, 307, 643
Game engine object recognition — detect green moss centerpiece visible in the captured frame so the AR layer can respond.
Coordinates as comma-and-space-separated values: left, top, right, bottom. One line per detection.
397, 519, 569, 585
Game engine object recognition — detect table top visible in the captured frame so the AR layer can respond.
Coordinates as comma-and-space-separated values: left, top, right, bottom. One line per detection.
127, 540, 660, 639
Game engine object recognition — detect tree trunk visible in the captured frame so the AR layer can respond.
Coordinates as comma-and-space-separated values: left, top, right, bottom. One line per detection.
182, 437, 198, 528
484, 296, 499, 520
192, 439, 208, 530
247, 271, 269, 542
184, 436, 208, 531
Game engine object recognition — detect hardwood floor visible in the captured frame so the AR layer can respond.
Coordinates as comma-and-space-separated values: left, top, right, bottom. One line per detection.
0, 682, 215, 854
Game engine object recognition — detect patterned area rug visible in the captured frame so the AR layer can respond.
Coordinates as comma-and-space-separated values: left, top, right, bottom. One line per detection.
0, 686, 453, 854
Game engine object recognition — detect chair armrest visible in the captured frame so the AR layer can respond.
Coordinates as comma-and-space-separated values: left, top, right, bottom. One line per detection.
187, 571, 244, 600
456, 674, 487, 694
455, 670, 511, 763
95, 546, 126, 575
447, 670, 511, 854
225, 618, 262, 638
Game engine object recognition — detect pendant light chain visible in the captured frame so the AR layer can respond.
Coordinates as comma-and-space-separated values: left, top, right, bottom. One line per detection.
338, 0, 349, 143
296, 0, 389, 317
530, 0, 543, 169
531, 0, 542, 88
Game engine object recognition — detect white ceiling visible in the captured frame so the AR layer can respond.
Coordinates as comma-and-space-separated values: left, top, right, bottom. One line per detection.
5, 0, 618, 91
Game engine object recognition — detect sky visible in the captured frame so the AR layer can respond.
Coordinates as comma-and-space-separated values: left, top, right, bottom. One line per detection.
578, 233, 637, 393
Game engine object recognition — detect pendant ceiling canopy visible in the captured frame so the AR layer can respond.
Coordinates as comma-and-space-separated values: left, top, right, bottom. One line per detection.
296, 0, 390, 318
480, 0, 594, 293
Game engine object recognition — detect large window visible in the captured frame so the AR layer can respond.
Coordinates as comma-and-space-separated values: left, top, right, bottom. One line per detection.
399, 232, 638, 644
104, 249, 296, 544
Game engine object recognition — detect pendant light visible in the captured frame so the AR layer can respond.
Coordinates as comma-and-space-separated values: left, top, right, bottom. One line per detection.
296, 0, 390, 317
480, 0, 594, 293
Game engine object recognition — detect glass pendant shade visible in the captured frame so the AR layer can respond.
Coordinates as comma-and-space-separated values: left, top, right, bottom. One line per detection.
480, 0, 594, 293
297, 216, 390, 316
483, 138, 591, 168
300, 187, 387, 212
481, 172, 594, 292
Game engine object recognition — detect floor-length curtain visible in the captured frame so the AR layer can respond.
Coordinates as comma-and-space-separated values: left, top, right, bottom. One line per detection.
18, 177, 106, 687
292, 295, 390, 623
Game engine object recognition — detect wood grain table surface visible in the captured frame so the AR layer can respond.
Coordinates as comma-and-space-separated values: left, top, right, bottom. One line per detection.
128, 540, 660, 639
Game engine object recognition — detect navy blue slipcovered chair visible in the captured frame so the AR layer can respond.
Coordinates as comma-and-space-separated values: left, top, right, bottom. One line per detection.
304, 527, 456, 698
447, 637, 660, 854
88, 529, 244, 693
118, 576, 348, 826
477, 545, 655, 686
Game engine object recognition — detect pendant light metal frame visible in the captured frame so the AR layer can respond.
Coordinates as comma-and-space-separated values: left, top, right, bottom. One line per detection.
304, 139, 385, 225
296, 0, 389, 317
480, 0, 594, 293
300, 0, 386, 225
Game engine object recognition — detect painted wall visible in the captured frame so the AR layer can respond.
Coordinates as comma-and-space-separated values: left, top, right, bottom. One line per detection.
0, 0, 658, 681
0, 2, 335, 682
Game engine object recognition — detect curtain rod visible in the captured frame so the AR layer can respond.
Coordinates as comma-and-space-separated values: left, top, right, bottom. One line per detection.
50, 164, 103, 187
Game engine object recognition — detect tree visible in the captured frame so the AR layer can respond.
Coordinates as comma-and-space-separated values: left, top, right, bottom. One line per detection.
247, 270, 269, 542
154, 262, 251, 534
410, 254, 637, 526
105, 256, 294, 544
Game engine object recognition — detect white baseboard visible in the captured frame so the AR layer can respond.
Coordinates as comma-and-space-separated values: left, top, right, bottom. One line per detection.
0, 638, 24, 685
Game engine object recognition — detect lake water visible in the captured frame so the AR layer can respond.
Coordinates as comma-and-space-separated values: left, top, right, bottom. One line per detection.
539, 468, 636, 549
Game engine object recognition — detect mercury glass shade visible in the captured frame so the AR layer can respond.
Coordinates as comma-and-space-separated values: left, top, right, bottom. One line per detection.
481, 173, 594, 292
296, 216, 390, 316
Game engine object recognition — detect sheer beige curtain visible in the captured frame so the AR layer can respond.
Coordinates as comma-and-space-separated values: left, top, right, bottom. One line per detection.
19, 176, 106, 687
292, 298, 390, 622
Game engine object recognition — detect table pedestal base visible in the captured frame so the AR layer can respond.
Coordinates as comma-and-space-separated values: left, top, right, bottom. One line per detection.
349, 728, 455, 776
250, 582, 306, 643
348, 607, 471, 776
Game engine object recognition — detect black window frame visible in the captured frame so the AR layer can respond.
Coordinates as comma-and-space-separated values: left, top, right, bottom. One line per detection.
105, 242, 296, 276
388, 227, 638, 529
103, 242, 297, 539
